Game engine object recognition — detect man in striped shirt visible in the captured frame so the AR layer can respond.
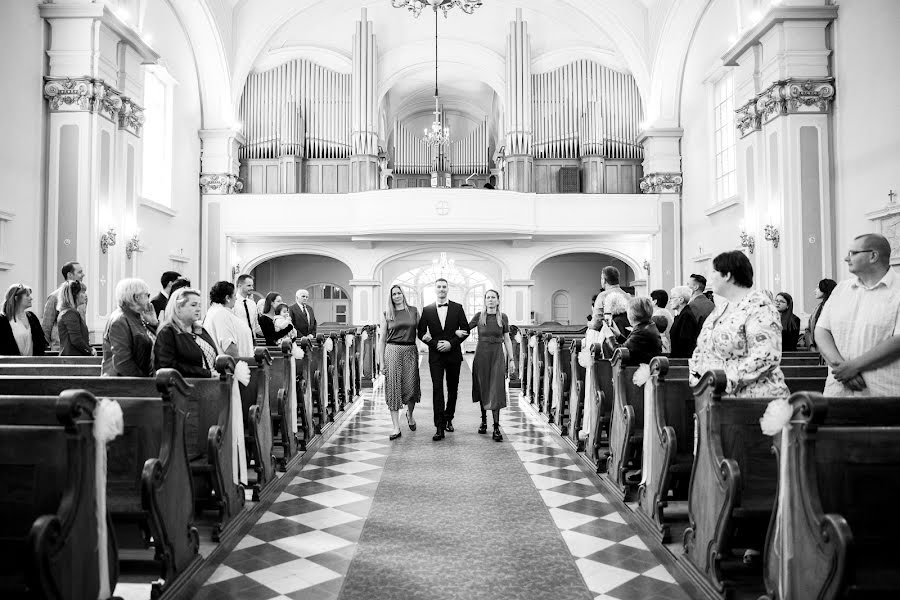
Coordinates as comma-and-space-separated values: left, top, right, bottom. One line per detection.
816, 233, 900, 396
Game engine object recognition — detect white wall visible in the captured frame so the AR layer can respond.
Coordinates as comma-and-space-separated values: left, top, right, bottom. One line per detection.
252, 255, 353, 301
831, 0, 900, 259
0, 2, 46, 295
531, 254, 634, 324
134, 0, 202, 290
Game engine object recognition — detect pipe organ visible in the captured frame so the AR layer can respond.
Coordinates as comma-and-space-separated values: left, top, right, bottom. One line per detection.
531, 60, 642, 161
393, 118, 489, 176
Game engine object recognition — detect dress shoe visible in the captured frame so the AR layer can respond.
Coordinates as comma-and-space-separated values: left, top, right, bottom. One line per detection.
492, 424, 503, 442
406, 413, 417, 431
444, 420, 454, 432
478, 421, 487, 434
389, 431, 402, 441
432, 429, 445, 441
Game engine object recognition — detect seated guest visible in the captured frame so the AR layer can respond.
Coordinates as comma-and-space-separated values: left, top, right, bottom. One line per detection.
258, 292, 294, 346
805, 278, 837, 350
151, 271, 181, 320
203, 280, 254, 359
57, 281, 94, 356
154, 287, 220, 378
102, 278, 154, 377
0, 283, 48, 356
668, 286, 700, 358
604, 296, 663, 365
774, 292, 801, 352
689, 251, 789, 397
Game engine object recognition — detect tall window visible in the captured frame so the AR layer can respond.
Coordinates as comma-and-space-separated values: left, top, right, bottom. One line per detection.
713, 73, 736, 202
142, 66, 174, 206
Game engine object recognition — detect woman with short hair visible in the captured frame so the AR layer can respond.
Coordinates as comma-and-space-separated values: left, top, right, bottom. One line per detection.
0, 283, 47, 356
57, 280, 94, 356
154, 287, 220, 378
101, 278, 154, 377
668, 286, 700, 358
689, 251, 789, 397
203, 280, 254, 359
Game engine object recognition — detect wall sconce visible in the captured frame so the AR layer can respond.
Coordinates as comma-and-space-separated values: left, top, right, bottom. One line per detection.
764, 224, 780, 248
231, 261, 241, 281
125, 232, 143, 259
100, 227, 117, 254
642, 259, 650, 275
740, 229, 756, 254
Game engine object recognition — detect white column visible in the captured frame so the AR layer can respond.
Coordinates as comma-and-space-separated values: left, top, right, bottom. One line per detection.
638, 128, 683, 290
349, 279, 381, 325
199, 128, 244, 195
502, 279, 534, 325
503, 9, 533, 193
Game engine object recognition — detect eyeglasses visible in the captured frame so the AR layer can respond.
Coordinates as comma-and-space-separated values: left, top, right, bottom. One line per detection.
846, 249, 874, 258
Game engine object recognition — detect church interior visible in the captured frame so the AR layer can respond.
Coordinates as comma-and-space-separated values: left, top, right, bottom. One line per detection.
2, 0, 899, 599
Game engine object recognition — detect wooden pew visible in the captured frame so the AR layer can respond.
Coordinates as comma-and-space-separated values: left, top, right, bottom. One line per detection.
358, 324, 377, 388
566, 338, 588, 451
0, 358, 244, 543
0, 355, 101, 364
328, 332, 343, 413
295, 337, 317, 442
0, 390, 116, 600
508, 324, 522, 389
0, 370, 202, 597
547, 332, 584, 433
264, 341, 297, 471
308, 336, 331, 429
588, 343, 614, 472
761, 393, 900, 600
604, 348, 643, 499
238, 348, 276, 500
0, 364, 102, 376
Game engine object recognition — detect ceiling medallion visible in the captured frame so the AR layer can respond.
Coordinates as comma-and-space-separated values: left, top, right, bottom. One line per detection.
391, 0, 484, 18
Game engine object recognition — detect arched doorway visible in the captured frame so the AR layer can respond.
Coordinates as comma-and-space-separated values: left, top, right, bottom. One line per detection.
251, 254, 353, 325
551, 290, 571, 324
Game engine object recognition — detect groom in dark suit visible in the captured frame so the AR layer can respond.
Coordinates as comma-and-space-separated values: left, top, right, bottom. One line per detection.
417, 278, 469, 441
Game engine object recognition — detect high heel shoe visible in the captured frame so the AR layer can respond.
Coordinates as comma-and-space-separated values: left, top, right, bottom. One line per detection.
478, 420, 487, 434
389, 431, 402, 440
492, 424, 503, 442
406, 412, 417, 431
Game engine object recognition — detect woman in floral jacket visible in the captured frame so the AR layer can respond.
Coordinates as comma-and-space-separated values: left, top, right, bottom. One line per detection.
689, 251, 789, 398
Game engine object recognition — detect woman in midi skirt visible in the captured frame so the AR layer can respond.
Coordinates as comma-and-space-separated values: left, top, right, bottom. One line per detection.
467, 289, 516, 441
378, 285, 421, 440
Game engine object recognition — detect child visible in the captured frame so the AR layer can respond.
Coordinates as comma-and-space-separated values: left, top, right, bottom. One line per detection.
273, 303, 297, 345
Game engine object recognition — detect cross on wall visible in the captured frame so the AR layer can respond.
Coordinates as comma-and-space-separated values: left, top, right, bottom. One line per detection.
890, 189, 897, 204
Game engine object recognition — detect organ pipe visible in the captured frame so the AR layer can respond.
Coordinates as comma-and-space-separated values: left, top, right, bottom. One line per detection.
238, 58, 351, 161
351, 8, 378, 157
505, 9, 532, 156
528, 59, 642, 160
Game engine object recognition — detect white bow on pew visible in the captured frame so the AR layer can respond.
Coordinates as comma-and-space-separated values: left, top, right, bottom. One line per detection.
94, 398, 124, 600
631, 364, 653, 488
760, 397, 795, 600
231, 361, 251, 486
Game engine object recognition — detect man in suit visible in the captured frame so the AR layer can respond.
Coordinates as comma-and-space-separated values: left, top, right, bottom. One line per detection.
686, 274, 715, 327
151, 271, 181, 319
417, 278, 470, 441
290, 288, 317, 338
231, 274, 262, 338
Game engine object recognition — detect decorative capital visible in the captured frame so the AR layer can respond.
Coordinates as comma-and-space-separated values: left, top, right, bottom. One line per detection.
118, 97, 145, 136
735, 99, 761, 139
44, 76, 144, 136
640, 172, 683, 194
739, 78, 836, 135
44, 77, 93, 112
200, 173, 243, 195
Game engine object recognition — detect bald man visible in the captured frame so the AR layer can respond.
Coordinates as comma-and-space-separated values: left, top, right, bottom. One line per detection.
290, 288, 317, 337
816, 233, 900, 396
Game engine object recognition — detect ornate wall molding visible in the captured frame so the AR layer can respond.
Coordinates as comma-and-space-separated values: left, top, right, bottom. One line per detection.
736, 78, 836, 137
200, 173, 243, 195
640, 172, 683, 194
43, 76, 144, 136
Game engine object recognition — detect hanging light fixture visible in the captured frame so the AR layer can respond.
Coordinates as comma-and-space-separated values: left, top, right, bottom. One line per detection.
391, 0, 484, 18
423, 5, 450, 148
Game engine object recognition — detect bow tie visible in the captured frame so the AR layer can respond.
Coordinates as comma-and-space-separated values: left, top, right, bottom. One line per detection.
437, 303, 448, 308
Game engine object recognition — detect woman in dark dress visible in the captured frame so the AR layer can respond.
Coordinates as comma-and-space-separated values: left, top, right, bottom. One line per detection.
154, 287, 220, 378
57, 280, 94, 356
774, 292, 801, 352
378, 285, 421, 440
258, 292, 294, 346
468, 289, 515, 441
0, 283, 48, 356
805, 278, 837, 350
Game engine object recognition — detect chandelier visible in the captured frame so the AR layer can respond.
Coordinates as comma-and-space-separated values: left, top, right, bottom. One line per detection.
391, 0, 484, 18
423, 6, 450, 147
432, 252, 455, 277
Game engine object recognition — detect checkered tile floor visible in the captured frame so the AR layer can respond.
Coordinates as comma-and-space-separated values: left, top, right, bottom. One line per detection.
192, 379, 691, 600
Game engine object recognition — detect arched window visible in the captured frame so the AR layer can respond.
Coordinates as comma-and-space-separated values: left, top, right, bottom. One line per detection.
551, 290, 571, 325
308, 283, 351, 324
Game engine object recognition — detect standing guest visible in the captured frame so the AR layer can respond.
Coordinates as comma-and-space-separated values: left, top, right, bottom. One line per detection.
378, 285, 421, 440
231, 274, 261, 339
204, 281, 254, 359
42, 260, 85, 347
467, 290, 515, 441
805, 278, 837, 350
57, 281, 94, 356
0, 284, 48, 356
650, 289, 674, 353
604, 297, 663, 365
272, 304, 297, 345
101, 278, 154, 377
290, 288, 317, 337
259, 292, 294, 346
686, 274, 716, 327
417, 278, 470, 441
668, 286, 700, 358
688, 251, 789, 397
151, 271, 181, 320
816, 234, 900, 396
154, 287, 220, 378
590, 266, 631, 331
774, 292, 801, 352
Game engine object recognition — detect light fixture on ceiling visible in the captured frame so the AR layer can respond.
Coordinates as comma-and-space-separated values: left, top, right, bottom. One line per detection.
423, 6, 450, 147
432, 252, 455, 277
392, 0, 484, 18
